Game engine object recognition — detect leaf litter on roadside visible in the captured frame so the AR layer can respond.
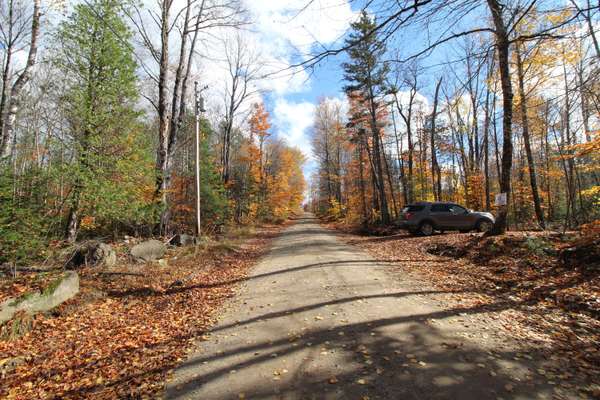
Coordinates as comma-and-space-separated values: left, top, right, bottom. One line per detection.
0, 225, 283, 399
327, 223, 600, 394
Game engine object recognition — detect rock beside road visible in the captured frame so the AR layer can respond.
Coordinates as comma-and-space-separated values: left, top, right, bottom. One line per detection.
67, 241, 116, 268
0, 271, 79, 324
0, 356, 25, 378
131, 240, 167, 262
169, 234, 197, 247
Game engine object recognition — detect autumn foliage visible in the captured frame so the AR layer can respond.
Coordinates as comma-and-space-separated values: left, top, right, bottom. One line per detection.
309, 10, 600, 232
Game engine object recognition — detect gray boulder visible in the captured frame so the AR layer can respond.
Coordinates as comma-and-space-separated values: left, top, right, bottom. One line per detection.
68, 241, 116, 268
169, 234, 197, 247
0, 356, 25, 376
130, 239, 167, 262
93, 243, 117, 267
0, 271, 79, 324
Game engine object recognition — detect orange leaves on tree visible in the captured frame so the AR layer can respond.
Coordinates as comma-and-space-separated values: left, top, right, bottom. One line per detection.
231, 103, 306, 223
466, 174, 485, 210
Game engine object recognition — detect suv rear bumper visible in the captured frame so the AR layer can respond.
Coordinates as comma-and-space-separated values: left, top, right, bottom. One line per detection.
397, 220, 419, 230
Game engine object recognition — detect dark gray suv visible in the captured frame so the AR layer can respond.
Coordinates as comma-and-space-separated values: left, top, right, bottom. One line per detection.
398, 202, 495, 235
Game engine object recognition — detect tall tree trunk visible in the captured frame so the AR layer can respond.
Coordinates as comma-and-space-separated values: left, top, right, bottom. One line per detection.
585, 0, 600, 58
466, 58, 479, 172
324, 120, 333, 207
553, 125, 575, 227
391, 107, 408, 204
483, 69, 492, 211
418, 122, 426, 200
515, 42, 545, 229
167, 1, 190, 146
430, 77, 442, 201
0, 0, 41, 159
358, 138, 367, 227
0, 45, 12, 147
544, 108, 553, 221
394, 92, 415, 203
577, 61, 592, 142
562, 53, 577, 226
382, 147, 399, 219
368, 92, 389, 224
572, 0, 600, 58
487, 0, 514, 235
491, 89, 501, 182
155, 1, 172, 234
335, 139, 343, 204
176, 0, 205, 135
406, 111, 414, 204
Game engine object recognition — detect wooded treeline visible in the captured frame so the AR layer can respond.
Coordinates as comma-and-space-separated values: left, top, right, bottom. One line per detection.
309, 3, 600, 233
0, 0, 305, 265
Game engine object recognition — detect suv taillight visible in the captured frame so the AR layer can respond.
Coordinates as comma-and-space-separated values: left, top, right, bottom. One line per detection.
405, 212, 413, 220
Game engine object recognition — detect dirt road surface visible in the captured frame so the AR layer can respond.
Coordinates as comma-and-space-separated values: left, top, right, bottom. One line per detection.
165, 215, 566, 400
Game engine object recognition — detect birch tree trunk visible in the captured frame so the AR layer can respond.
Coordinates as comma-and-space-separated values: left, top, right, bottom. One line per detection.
0, 0, 41, 159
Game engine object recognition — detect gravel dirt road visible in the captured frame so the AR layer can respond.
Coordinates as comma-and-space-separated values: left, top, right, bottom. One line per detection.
165, 214, 568, 400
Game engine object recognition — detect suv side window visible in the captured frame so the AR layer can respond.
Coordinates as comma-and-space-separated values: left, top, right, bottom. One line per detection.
449, 205, 467, 214
403, 205, 425, 212
430, 204, 450, 212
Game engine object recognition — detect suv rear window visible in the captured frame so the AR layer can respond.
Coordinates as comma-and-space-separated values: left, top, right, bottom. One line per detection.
402, 205, 425, 212
430, 204, 451, 212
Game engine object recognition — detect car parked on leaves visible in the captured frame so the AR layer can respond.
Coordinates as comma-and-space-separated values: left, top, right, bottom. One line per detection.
398, 202, 495, 236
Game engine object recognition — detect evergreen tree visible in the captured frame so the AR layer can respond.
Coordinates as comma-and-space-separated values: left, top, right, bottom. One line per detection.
342, 11, 391, 224
54, 0, 155, 241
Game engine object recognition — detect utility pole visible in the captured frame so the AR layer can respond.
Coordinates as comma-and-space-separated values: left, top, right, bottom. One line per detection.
194, 82, 206, 237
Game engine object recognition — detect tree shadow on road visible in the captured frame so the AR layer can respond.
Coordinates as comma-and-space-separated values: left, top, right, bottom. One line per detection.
57, 282, 591, 399
106, 259, 447, 299
164, 301, 563, 400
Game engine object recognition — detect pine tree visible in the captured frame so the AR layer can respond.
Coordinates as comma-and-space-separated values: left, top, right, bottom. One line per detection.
55, 0, 154, 241
342, 11, 390, 224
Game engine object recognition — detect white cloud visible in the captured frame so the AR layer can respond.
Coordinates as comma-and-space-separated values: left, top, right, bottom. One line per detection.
186, 0, 356, 129
321, 95, 349, 119
391, 91, 431, 113
197, 0, 355, 97
273, 97, 315, 155
247, 0, 356, 55
131, 0, 357, 182
272, 93, 351, 181
272, 97, 316, 178
243, 0, 356, 96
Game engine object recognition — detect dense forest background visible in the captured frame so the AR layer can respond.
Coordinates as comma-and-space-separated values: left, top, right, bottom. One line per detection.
308, 4, 599, 234
0, 0, 306, 265
1, 0, 600, 267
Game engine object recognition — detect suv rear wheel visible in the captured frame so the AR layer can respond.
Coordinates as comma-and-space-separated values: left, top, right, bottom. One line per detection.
419, 221, 434, 236
476, 219, 493, 232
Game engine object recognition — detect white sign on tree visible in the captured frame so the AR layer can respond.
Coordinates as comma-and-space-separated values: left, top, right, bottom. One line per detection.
495, 193, 507, 206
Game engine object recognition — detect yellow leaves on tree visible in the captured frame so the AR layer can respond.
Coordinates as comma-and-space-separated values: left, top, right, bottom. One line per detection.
249, 103, 270, 192
238, 103, 306, 223
263, 145, 306, 222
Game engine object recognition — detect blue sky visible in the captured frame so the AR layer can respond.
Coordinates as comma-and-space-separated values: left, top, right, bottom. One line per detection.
190, 0, 361, 181
265, 53, 350, 176
240, 0, 491, 181
237, 0, 360, 179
